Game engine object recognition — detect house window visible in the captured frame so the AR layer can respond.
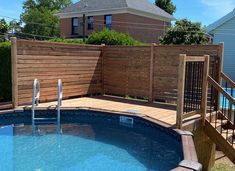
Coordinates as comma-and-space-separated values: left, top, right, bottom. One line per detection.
72, 17, 78, 35
88, 16, 94, 30
104, 15, 112, 29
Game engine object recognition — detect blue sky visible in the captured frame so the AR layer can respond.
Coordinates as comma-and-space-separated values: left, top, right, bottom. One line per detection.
0, 0, 234, 26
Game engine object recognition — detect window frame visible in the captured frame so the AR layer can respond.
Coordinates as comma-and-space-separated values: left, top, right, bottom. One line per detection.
104, 15, 112, 30
72, 17, 79, 35
88, 16, 94, 30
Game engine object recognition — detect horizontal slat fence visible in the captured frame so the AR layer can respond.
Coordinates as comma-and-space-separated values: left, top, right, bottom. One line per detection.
11, 38, 223, 108
103, 44, 222, 104
12, 38, 103, 106
103, 46, 151, 98
153, 45, 221, 103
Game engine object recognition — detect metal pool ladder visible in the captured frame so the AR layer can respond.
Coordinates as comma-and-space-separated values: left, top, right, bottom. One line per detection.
32, 79, 63, 134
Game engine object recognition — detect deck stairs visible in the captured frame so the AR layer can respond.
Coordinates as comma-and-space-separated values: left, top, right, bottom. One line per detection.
32, 79, 62, 134
204, 73, 235, 164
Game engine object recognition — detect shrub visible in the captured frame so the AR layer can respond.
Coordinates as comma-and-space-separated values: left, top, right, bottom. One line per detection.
160, 19, 209, 45
86, 29, 140, 45
0, 42, 11, 102
48, 38, 85, 44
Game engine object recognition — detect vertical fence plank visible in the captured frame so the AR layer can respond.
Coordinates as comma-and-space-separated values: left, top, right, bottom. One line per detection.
177, 54, 186, 129
11, 37, 18, 108
201, 55, 210, 126
101, 44, 106, 95
149, 44, 155, 102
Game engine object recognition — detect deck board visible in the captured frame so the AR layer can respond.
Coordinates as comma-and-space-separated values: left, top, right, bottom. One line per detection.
26, 96, 177, 126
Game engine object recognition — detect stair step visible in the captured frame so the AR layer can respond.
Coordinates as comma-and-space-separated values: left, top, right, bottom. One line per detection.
211, 120, 228, 128
221, 132, 235, 145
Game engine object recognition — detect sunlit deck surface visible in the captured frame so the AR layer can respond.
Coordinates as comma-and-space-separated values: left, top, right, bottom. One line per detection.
23, 96, 201, 127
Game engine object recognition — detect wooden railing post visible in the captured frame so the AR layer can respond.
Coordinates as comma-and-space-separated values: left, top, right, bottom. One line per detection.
149, 43, 155, 102
201, 55, 210, 126
217, 42, 224, 110
176, 54, 186, 129
11, 37, 18, 108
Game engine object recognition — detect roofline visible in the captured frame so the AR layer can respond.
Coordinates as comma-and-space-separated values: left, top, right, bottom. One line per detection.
206, 8, 235, 33
55, 7, 175, 22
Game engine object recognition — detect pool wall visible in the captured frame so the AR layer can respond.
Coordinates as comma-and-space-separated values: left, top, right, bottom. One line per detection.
0, 108, 202, 171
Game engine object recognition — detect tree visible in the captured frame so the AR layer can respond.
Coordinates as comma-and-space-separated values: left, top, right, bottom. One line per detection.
155, 0, 176, 15
159, 19, 209, 45
0, 19, 10, 42
9, 20, 22, 34
20, 0, 72, 38
0, 19, 10, 35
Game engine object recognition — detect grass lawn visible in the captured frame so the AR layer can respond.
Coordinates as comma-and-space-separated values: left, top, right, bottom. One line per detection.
211, 151, 235, 171
211, 163, 235, 171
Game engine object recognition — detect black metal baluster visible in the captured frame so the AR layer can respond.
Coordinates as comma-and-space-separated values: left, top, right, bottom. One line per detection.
221, 92, 225, 134
232, 108, 235, 147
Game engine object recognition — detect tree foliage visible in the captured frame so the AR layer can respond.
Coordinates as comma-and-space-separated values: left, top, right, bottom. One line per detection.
160, 19, 209, 45
9, 20, 21, 34
155, 0, 176, 15
0, 19, 10, 34
0, 42, 11, 101
20, 0, 72, 37
0, 19, 10, 42
86, 29, 140, 45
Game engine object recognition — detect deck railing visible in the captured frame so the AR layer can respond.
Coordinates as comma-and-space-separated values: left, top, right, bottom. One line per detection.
207, 75, 235, 147
177, 54, 210, 128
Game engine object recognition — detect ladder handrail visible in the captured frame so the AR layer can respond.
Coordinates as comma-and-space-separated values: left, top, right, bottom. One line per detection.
32, 79, 40, 133
57, 79, 62, 133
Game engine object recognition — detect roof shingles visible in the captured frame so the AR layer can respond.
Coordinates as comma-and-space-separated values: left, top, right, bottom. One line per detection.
57, 0, 174, 20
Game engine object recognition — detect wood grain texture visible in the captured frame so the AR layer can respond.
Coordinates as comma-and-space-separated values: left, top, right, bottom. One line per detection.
14, 40, 222, 107
16, 39, 102, 105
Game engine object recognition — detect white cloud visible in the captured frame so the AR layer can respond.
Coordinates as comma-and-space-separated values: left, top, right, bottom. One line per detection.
201, 0, 235, 17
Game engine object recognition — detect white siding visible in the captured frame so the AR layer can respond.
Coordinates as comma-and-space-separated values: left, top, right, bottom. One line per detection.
213, 17, 235, 81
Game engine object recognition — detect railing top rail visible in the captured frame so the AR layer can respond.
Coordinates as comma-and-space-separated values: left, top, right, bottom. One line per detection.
221, 72, 235, 89
208, 76, 235, 106
185, 56, 207, 62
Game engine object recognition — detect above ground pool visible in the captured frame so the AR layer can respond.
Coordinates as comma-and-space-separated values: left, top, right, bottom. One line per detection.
0, 109, 196, 171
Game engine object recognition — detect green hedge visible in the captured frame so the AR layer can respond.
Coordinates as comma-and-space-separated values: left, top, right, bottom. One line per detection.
0, 42, 11, 102
86, 29, 140, 45
49, 29, 141, 45
48, 38, 85, 44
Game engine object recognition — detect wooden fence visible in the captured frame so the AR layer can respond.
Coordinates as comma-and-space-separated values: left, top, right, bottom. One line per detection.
11, 38, 103, 106
103, 44, 223, 103
11, 38, 223, 107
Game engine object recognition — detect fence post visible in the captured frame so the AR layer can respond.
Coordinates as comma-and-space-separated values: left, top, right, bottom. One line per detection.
11, 37, 18, 108
176, 54, 186, 129
217, 43, 224, 110
201, 55, 210, 126
149, 43, 155, 102
101, 44, 106, 95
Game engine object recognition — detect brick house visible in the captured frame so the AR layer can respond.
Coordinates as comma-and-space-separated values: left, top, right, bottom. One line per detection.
55, 0, 175, 43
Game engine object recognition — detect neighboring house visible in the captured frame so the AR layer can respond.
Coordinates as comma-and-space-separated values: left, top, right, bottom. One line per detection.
207, 9, 235, 81
55, 0, 175, 43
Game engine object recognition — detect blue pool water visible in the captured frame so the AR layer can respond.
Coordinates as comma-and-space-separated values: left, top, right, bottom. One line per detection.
0, 111, 183, 171
220, 88, 235, 109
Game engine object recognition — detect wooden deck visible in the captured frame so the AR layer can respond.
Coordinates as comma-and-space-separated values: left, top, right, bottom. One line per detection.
23, 96, 201, 127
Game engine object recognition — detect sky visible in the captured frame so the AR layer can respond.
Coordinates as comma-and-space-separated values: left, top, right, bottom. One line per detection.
0, 0, 234, 26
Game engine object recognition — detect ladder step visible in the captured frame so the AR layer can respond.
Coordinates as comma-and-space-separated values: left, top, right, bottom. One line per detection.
34, 118, 57, 120
34, 118, 58, 125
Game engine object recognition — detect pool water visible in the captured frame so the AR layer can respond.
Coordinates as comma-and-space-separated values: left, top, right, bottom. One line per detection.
0, 120, 182, 171
220, 88, 235, 109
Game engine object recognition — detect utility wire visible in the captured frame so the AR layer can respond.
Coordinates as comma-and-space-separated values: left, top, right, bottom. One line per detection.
0, 15, 59, 29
